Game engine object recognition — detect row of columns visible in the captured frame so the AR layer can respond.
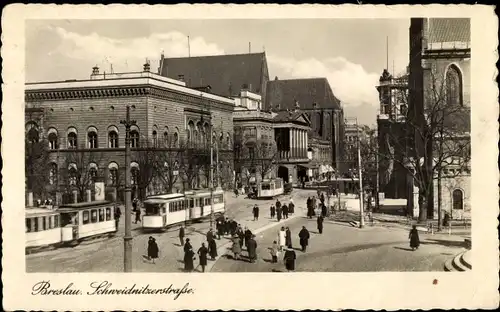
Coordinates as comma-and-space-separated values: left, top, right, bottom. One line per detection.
289, 128, 308, 159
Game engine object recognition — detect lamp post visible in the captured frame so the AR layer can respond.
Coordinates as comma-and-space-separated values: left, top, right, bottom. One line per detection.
120, 106, 136, 272
346, 117, 364, 228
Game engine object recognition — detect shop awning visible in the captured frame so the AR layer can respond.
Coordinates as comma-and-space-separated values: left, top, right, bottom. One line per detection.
319, 165, 327, 174
327, 165, 335, 172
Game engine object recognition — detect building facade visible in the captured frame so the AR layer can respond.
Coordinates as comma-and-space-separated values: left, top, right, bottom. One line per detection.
408, 18, 471, 219
25, 64, 235, 204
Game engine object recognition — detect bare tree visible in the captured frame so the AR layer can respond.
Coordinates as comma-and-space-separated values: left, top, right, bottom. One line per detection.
240, 138, 278, 182
131, 137, 157, 200
153, 133, 184, 194
380, 68, 470, 222
25, 133, 51, 201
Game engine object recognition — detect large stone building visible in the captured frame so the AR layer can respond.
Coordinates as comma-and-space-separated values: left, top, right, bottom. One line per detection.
408, 18, 471, 219
265, 77, 345, 173
25, 64, 235, 204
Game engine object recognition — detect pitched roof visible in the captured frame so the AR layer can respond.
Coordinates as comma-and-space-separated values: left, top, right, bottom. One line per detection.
159, 53, 269, 98
427, 18, 470, 44
272, 110, 311, 125
265, 78, 341, 111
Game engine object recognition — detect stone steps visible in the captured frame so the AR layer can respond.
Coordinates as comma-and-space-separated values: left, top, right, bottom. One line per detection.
444, 250, 471, 272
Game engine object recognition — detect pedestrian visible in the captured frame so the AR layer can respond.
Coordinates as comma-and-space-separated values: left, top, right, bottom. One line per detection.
270, 205, 275, 219
184, 238, 192, 253
320, 192, 325, 204
409, 225, 420, 251
321, 204, 327, 218
317, 215, 324, 234
135, 207, 141, 224
298, 226, 310, 252
179, 225, 185, 246
247, 235, 258, 263
132, 198, 138, 212
275, 199, 281, 212
278, 227, 286, 251
208, 237, 218, 260
197, 243, 209, 272
244, 227, 253, 249
147, 237, 159, 264
282, 204, 288, 219
283, 245, 297, 272
230, 219, 238, 236
269, 241, 279, 263
277, 206, 282, 222
307, 197, 313, 219
206, 228, 214, 243
288, 200, 295, 215
184, 246, 195, 272
285, 227, 292, 247
114, 205, 121, 231
253, 204, 260, 221
232, 234, 242, 260
224, 217, 230, 235
216, 219, 223, 239
237, 225, 244, 248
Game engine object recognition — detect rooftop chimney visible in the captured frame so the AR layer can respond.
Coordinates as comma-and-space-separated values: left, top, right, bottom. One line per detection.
92, 65, 99, 76
143, 61, 151, 72
178, 74, 185, 81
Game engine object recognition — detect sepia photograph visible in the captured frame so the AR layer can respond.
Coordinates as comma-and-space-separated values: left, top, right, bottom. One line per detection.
2, 4, 498, 311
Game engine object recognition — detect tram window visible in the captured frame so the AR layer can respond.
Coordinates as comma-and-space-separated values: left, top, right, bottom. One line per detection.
34, 218, 39, 232
99, 209, 105, 222
83, 211, 90, 224
105, 208, 111, 220
262, 184, 271, 190
91, 210, 98, 223
162, 205, 166, 214
42, 217, 47, 231
26, 218, 31, 233
49, 216, 54, 229
189, 199, 194, 208
54, 215, 59, 227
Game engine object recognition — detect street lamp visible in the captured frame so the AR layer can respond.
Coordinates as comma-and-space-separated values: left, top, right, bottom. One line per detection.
120, 106, 136, 272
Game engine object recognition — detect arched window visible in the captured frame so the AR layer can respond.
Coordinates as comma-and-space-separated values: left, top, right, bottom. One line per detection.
152, 130, 158, 147
446, 65, 463, 106
88, 163, 98, 182
108, 162, 119, 186
67, 127, 78, 148
47, 128, 59, 149
187, 121, 195, 145
108, 126, 119, 148
49, 163, 58, 185
68, 163, 78, 186
26, 122, 39, 144
452, 189, 464, 210
130, 127, 139, 148
87, 127, 98, 149
163, 131, 169, 147
219, 133, 223, 147
226, 133, 231, 149
173, 132, 179, 147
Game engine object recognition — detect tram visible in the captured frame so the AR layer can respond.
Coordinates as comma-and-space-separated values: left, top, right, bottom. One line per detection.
25, 200, 117, 250
142, 188, 226, 231
256, 178, 284, 198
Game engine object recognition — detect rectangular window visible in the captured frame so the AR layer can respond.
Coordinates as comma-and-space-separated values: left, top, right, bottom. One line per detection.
34, 218, 39, 232
49, 216, 54, 229
83, 211, 90, 224
105, 208, 111, 220
99, 209, 105, 222
91, 210, 98, 223
54, 215, 59, 228
42, 217, 47, 231
26, 218, 31, 233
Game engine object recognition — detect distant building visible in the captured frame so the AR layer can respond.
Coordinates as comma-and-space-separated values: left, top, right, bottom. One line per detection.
265, 77, 345, 173
408, 18, 471, 219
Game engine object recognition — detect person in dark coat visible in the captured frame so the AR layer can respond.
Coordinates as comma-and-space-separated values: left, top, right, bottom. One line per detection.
320, 193, 325, 204
283, 245, 297, 272
132, 198, 138, 212
135, 207, 141, 224
307, 197, 313, 219
277, 206, 282, 222
270, 205, 275, 219
232, 235, 242, 260
321, 204, 327, 218
230, 220, 238, 236
317, 215, 324, 234
253, 205, 260, 221
224, 218, 230, 235
147, 237, 159, 264
409, 225, 420, 251
246, 235, 258, 263
179, 226, 185, 246
288, 201, 295, 215
298, 226, 310, 252
208, 237, 218, 260
244, 227, 253, 249
114, 205, 121, 230
237, 225, 244, 248
184, 246, 195, 272
285, 227, 292, 247
206, 228, 215, 243
276, 200, 281, 211
183, 238, 192, 253
282, 204, 289, 219
197, 243, 209, 272
216, 219, 223, 239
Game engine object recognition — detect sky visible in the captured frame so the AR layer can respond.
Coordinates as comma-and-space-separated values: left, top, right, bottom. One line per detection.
26, 19, 410, 126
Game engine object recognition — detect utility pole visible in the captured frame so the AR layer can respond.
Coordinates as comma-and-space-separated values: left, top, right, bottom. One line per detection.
354, 119, 365, 228
120, 106, 136, 272
375, 134, 380, 212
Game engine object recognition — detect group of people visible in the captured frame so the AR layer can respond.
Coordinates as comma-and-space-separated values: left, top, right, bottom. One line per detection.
216, 216, 242, 239
306, 194, 328, 219
230, 227, 258, 263
269, 199, 295, 222
179, 228, 219, 273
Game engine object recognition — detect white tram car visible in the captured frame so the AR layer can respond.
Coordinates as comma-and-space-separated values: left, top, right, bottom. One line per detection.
25, 200, 117, 249
256, 178, 284, 198
142, 189, 225, 231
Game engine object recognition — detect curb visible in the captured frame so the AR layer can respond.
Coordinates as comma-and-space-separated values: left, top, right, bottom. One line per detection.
200, 211, 304, 272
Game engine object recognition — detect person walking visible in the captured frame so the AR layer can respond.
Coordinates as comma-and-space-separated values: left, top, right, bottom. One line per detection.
197, 243, 209, 272
244, 227, 253, 249
246, 235, 258, 263
208, 237, 218, 260
278, 227, 286, 251
270, 205, 275, 219
232, 234, 242, 260
135, 206, 141, 224
237, 225, 244, 248
216, 218, 224, 239
306, 197, 313, 219
282, 204, 289, 219
277, 206, 282, 222
114, 205, 121, 231
285, 227, 292, 247
321, 203, 327, 218
179, 225, 185, 246
288, 200, 295, 215
253, 205, 260, 221
283, 245, 297, 272
184, 238, 193, 253
298, 226, 310, 252
317, 215, 324, 234
184, 246, 195, 272
224, 217, 230, 236
269, 241, 279, 263
147, 237, 159, 264
409, 225, 420, 251
206, 228, 214, 243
